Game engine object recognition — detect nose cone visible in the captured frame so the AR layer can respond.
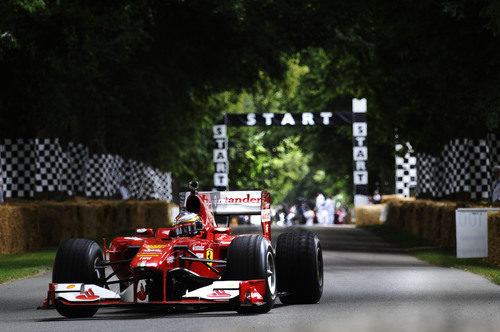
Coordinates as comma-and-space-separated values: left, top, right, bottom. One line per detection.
131, 242, 173, 269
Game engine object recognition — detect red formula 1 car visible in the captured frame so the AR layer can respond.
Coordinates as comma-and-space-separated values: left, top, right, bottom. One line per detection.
41, 182, 323, 318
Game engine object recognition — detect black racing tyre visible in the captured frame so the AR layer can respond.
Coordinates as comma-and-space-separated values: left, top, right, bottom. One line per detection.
223, 235, 276, 314
276, 230, 323, 304
52, 238, 104, 318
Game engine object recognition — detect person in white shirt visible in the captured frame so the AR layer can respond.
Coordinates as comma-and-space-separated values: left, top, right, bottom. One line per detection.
325, 194, 336, 224
304, 206, 315, 226
315, 192, 328, 224
492, 165, 500, 202
372, 190, 381, 204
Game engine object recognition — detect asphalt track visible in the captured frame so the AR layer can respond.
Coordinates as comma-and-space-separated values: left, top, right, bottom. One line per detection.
1, 225, 499, 332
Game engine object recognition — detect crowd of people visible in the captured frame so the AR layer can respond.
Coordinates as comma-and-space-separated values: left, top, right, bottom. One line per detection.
274, 192, 349, 226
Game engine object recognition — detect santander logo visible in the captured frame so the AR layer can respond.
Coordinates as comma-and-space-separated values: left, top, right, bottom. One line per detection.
75, 288, 99, 300
200, 193, 261, 205
219, 194, 260, 204
207, 289, 231, 298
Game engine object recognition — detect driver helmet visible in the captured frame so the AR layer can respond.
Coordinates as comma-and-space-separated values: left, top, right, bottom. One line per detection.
173, 212, 202, 237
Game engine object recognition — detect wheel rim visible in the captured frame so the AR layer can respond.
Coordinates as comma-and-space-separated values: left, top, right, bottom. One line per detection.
317, 247, 323, 287
94, 257, 105, 285
266, 251, 276, 296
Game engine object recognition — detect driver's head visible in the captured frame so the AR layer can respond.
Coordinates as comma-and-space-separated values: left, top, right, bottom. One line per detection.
173, 212, 202, 237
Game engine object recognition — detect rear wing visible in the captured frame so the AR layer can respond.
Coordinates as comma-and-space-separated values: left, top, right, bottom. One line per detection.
180, 191, 271, 240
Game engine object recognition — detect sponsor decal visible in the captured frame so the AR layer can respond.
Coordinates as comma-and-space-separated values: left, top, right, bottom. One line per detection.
139, 256, 152, 261
144, 245, 166, 249
199, 193, 261, 206
138, 261, 147, 267
66, 285, 75, 289
137, 284, 147, 301
137, 254, 159, 257
196, 253, 204, 259
262, 210, 271, 221
76, 288, 99, 300
206, 249, 214, 267
207, 290, 231, 298
166, 255, 174, 264
193, 245, 205, 251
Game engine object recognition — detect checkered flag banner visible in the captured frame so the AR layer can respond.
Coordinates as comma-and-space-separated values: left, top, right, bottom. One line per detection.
395, 142, 417, 198
0, 138, 172, 202
411, 135, 499, 200
0, 139, 36, 198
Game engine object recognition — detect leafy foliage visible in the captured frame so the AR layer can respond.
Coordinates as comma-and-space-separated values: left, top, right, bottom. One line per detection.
0, 0, 498, 202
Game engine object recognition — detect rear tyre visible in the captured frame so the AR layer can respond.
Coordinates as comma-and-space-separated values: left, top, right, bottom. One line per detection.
276, 230, 323, 304
224, 235, 276, 314
52, 238, 104, 318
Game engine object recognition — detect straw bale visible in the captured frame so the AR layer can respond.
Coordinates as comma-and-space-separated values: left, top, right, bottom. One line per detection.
421, 201, 437, 242
381, 195, 415, 204
485, 212, 500, 267
0, 200, 177, 254
409, 200, 427, 237
373, 199, 499, 264
385, 201, 401, 226
438, 203, 457, 248
354, 204, 384, 225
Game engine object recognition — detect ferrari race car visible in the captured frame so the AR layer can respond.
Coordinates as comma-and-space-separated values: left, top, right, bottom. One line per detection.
41, 182, 323, 318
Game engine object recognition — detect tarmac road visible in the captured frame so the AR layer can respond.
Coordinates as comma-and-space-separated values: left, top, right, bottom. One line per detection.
1, 225, 499, 332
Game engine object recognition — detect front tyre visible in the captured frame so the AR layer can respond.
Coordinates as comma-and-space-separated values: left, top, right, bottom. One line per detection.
223, 235, 276, 314
276, 230, 323, 304
52, 238, 104, 318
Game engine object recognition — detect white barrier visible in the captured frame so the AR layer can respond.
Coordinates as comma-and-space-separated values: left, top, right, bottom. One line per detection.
455, 208, 500, 258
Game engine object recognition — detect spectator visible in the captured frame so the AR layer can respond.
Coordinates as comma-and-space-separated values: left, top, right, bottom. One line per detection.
372, 190, 382, 204
287, 205, 298, 225
325, 194, 336, 224
304, 206, 315, 226
119, 180, 130, 200
336, 206, 347, 224
315, 192, 328, 224
492, 165, 500, 202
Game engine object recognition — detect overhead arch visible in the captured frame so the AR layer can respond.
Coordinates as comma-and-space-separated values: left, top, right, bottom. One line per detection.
212, 98, 369, 207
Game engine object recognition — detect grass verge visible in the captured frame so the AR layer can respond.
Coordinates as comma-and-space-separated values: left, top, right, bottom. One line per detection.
361, 224, 500, 285
0, 249, 56, 284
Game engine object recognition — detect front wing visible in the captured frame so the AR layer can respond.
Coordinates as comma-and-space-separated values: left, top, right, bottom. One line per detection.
41, 279, 266, 310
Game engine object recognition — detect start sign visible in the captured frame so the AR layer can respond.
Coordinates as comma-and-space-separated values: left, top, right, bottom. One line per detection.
212, 99, 369, 208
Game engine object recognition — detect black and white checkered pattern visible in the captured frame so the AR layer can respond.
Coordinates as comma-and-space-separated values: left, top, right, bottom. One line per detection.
67, 142, 89, 194
0, 139, 172, 201
0, 139, 37, 198
488, 134, 499, 167
414, 136, 498, 200
34, 138, 73, 194
415, 153, 438, 197
395, 143, 417, 197
85, 154, 115, 197
468, 140, 490, 200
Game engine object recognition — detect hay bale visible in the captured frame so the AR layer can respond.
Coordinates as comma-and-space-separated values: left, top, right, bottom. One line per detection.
0, 205, 26, 254
385, 201, 402, 226
381, 195, 416, 204
435, 202, 457, 248
420, 201, 435, 242
354, 204, 384, 225
0, 200, 178, 254
409, 200, 426, 237
485, 212, 500, 267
